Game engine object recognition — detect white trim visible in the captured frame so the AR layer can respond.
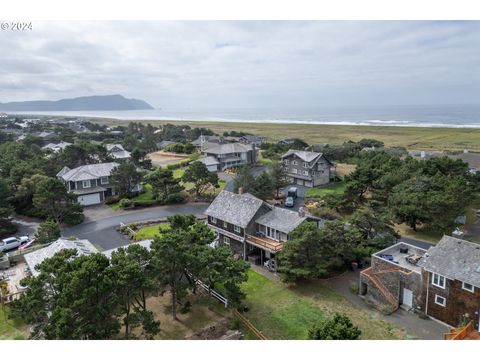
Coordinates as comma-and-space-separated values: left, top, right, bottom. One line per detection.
434, 294, 446, 307
432, 273, 446, 289
234, 225, 241, 233
223, 236, 230, 245
303, 170, 309, 176
291, 168, 298, 174
100, 176, 108, 185
462, 282, 475, 293
223, 221, 228, 229
82, 180, 91, 188
303, 162, 309, 168
210, 216, 217, 224
292, 160, 298, 165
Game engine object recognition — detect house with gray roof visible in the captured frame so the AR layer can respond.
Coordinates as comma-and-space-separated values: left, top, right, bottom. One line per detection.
106, 143, 131, 160
360, 235, 480, 331
42, 141, 73, 152
202, 142, 257, 171
449, 150, 480, 173
205, 190, 314, 270
57, 162, 140, 206
282, 149, 333, 187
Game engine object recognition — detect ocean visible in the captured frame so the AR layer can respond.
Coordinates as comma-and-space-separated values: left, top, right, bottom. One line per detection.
9, 104, 480, 128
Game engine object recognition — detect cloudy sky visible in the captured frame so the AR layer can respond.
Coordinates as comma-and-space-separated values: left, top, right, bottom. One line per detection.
1, 21, 479, 109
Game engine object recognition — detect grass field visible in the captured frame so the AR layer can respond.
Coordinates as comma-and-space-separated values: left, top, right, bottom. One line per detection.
135, 223, 170, 240
240, 270, 405, 340
0, 307, 29, 340
93, 118, 480, 151
305, 182, 346, 198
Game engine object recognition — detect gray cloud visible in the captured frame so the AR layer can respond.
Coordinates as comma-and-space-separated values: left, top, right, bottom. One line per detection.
0, 21, 479, 108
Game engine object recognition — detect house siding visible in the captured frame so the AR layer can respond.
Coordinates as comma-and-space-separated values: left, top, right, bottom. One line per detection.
283, 154, 330, 187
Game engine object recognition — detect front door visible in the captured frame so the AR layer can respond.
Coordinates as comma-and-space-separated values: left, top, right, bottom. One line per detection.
402, 288, 413, 308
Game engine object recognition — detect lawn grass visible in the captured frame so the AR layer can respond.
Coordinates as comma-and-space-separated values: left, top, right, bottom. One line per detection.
109, 183, 156, 211
92, 118, 480, 151
0, 307, 29, 340
134, 223, 170, 240
240, 270, 405, 340
305, 182, 346, 198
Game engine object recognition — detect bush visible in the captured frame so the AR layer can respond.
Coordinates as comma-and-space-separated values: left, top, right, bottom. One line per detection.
166, 159, 191, 170
350, 283, 359, 294
229, 317, 241, 330
308, 313, 361, 340
119, 198, 133, 209
104, 195, 120, 205
132, 199, 158, 208
165, 193, 185, 204
0, 219, 17, 238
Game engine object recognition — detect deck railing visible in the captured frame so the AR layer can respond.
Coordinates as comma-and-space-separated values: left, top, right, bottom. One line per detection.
444, 321, 474, 340
246, 235, 284, 253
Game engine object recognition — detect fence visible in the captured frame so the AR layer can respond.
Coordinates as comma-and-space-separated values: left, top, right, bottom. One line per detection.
233, 309, 268, 340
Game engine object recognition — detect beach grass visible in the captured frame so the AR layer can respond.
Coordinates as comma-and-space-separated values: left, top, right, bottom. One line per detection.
92, 118, 480, 151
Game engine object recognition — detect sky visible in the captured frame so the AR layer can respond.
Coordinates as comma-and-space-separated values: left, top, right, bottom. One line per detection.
1, 21, 479, 109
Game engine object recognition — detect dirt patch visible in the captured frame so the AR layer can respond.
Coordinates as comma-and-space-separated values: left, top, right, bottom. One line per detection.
186, 318, 234, 340
335, 163, 357, 178
148, 151, 190, 167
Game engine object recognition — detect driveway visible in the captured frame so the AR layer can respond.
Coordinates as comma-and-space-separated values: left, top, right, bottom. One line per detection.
62, 203, 209, 251
325, 271, 449, 340
11, 215, 40, 238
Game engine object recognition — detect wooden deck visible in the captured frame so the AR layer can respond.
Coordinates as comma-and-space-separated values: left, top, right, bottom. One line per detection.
246, 234, 284, 253
445, 321, 480, 340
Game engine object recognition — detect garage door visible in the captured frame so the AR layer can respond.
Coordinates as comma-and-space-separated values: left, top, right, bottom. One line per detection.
402, 288, 413, 308
77, 193, 101, 206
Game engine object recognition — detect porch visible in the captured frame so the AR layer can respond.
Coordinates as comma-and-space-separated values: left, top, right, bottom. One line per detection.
245, 234, 284, 272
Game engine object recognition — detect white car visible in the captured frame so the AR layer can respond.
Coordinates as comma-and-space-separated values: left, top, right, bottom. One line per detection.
0, 236, 29, 253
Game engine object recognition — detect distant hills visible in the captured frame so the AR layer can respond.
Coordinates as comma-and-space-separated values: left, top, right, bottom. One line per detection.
0, 94, 154, 111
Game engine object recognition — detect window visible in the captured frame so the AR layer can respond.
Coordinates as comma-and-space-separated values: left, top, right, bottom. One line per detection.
223, 221, 228, 229
234, 225, 241, 233
210, 217, 217, 224
223, 236, 230, 245
292, 168, 298, 174
303, 170, 309, 176
435, 295, 446, 307
432, 273, 446, 289
462, 282, 474, 293
284, 159, 289, 165
82, 180, 91, 188
100, 176, 108, 185
303, 162, 309, 168
292, 160, 298, 165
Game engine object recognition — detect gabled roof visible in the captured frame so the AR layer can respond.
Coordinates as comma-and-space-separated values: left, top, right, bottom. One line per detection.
204, 142, 253, 155
205, 190, 265, 228
282, 150, 333, 167
106, 143, 125, 152
24, 239, 99, 277
198, 156, 220, 166
42, 141, 72, 151
255, 207, 306, 234
109, 150, 131, 159
419, 235, 480, 287
57, 162, 119, 182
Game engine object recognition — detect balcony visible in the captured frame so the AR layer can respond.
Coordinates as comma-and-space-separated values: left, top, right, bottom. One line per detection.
246, 234, 284, 253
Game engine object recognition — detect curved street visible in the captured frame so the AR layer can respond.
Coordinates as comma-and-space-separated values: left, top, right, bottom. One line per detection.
61, 203, 209, 250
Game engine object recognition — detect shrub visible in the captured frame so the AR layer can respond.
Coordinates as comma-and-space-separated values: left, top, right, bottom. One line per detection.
0, 219, 17, 238
229, 317, 241, 330
165, 193, 185, 204
350, 283, 359, 294
104, 195, 120, 205
119, 198, 133, 209
132, 199, 158, 208
308, 313, 361, 340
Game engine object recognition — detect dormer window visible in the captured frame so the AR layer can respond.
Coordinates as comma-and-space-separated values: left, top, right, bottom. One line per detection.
82, 180, 91, 188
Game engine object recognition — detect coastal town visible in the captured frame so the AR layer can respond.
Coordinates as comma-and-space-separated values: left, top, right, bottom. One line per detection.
1, 113, 480, 340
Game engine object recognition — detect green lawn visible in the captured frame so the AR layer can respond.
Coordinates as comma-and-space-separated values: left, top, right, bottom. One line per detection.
240, 270, 405, 340
135, 223, 170, 240
0, 307, 29, 340
305, 182, 346, 198
109, 183, 156, 210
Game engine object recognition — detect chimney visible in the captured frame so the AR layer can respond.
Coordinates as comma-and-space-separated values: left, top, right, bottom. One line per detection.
238, 187, 244, 195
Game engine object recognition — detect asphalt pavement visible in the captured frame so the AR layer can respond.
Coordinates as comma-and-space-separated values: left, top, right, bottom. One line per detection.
62, 203, 209, 251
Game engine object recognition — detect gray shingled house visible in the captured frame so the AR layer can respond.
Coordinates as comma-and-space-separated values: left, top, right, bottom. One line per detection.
205, 190, 318, 270
281, 149, 333, 187
360, 235, 480, 333
57, 162, 141, 206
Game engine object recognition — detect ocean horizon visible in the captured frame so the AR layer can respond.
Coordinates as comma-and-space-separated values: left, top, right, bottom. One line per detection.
8, 103, 480, 129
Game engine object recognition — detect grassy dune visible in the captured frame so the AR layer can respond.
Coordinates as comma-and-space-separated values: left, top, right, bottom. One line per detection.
92, 118, 480, 151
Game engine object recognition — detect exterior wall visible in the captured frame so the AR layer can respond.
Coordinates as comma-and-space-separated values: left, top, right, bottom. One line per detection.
312, 158, 331, 186
424, 270, 480, 328
217, 233, 244, 258
283, 154, 330, 187
207, 216, 245, 238
360, 256, 425, 312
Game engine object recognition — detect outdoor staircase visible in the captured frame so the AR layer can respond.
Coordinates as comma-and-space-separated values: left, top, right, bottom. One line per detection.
444, 321, 480, 340
361, 267, 413, 313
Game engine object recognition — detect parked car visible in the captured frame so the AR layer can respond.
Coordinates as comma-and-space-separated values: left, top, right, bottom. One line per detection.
287, 187, 298, 199
0, 236, 29, 253
19, 238, 36, 250
285, 196, 295, 207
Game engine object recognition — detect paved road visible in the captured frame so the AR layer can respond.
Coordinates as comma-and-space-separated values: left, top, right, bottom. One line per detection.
62, 203, 209, 251
398, 236, 435, 250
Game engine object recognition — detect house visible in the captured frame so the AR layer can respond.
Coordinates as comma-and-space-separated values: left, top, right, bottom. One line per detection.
281, 149, 333, 187
360, 235, 480, 333
197, 156, 221, 172
449, 150, 480, 174
0, 112, 8, 119
57, 162, 141, 206
407, 150, 445, 160
240, 134, 266, 146
278, 138, 298, 145
106, 143, 131, 160
201, 142, 257, 171
24, 239, 98, 277
191, 135, 223, 149
42, 141, 73, 152
155, 140, 176, 150
205, 190, 313, 270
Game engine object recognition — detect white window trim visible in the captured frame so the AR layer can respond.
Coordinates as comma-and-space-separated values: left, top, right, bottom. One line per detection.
292, 160, 298, 165
100, 176, 108, 185
434, 295, 446, 307
432, 273, 446, 289
303, 162, 309, 168
292, 168, 298, 174
462, 282, 474, 293
211, 217, 217, 224
284, 159, 289, 165
223, 236, 230, 245
234, 225, 241, 233
303, 170, 309, 176
82, 180, 91, 188
223, 221, 228, 229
